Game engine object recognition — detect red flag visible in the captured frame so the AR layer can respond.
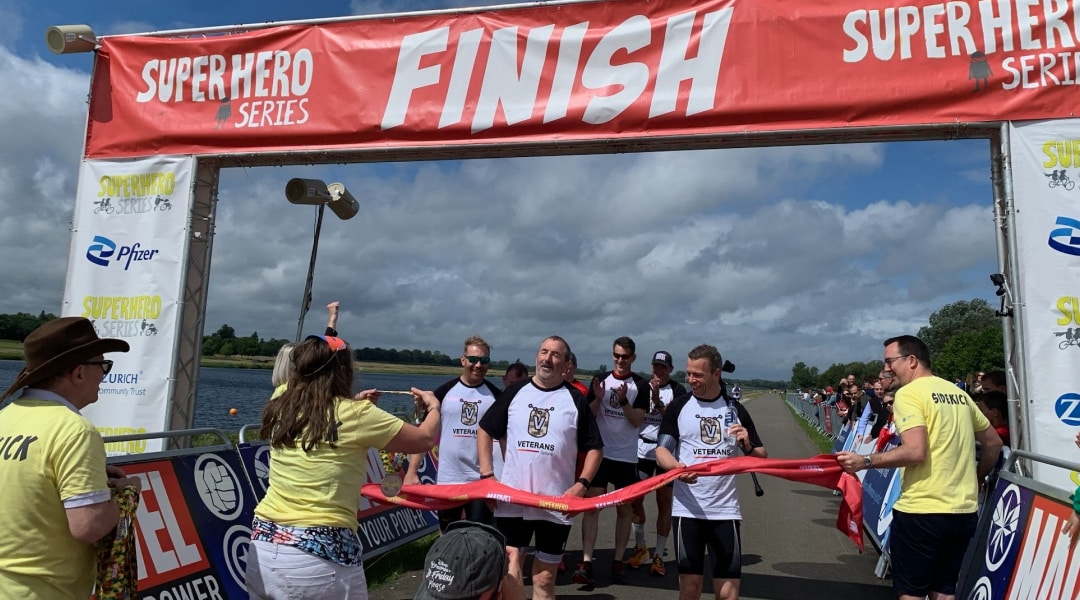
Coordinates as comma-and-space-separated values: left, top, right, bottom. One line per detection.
361, 454, 863, 551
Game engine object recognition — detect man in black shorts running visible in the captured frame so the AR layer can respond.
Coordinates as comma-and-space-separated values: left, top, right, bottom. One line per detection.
574, 336, 649, 585
478, 335, 603, 600
655, 344, 766, 600
627, 350, 686, 576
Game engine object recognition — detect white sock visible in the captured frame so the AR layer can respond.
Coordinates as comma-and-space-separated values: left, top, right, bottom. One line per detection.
655, 535, 668, 557
633, 523, 646, 547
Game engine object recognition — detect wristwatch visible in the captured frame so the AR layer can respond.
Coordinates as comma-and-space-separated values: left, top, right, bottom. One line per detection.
863, 455, 873, 469
578, 477, 591, 488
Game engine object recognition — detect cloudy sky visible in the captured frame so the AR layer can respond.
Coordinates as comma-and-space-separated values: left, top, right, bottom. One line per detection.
0, 0, 1001, 380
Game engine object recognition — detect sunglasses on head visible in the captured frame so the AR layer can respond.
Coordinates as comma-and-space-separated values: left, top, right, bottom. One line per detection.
306, 335, 347, 352
464, 355, 491, 365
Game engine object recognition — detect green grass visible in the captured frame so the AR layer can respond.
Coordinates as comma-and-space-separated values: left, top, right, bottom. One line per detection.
783, 399, 836, 454
364, 533, 439, 588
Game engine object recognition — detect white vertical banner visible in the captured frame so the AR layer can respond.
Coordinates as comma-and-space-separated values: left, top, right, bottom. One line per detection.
62, 156, 194, 454
1009, 121, 1080, 493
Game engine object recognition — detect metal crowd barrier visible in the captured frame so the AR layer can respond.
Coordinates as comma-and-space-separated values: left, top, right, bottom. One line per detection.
102, 427, 440, 599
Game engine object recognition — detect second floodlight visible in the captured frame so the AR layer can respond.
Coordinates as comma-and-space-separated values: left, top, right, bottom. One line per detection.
285, 178, 359, 220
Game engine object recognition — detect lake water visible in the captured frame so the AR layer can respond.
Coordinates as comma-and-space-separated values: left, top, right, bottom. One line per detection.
0, 360, 453, 433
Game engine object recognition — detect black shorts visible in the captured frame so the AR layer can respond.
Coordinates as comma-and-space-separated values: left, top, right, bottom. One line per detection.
637, 458, 673, 488
673, 516, 742, 579
591, 458, 639, 490
437, 500, 494, 532
497, 517, 572, 558
889, 509, 977, 597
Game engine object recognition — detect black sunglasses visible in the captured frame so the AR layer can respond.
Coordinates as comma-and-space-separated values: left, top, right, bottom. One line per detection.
464, 355, 491, 365
83, 359, 114, 375
613, 352, 633, 361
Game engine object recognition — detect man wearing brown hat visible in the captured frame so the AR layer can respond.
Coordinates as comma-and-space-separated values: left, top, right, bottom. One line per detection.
0, 317, 140, 599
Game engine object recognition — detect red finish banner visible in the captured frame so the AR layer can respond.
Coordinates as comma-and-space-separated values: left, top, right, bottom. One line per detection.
361, 455, 865, 550
86, 0, 1080, 158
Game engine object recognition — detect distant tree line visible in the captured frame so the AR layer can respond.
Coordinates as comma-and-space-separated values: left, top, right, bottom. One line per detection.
201, 324, 291, 357
0, 311, 58, 340
790, 298, 1006, 390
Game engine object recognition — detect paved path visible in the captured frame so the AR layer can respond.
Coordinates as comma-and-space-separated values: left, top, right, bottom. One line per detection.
369, 393, 894, 599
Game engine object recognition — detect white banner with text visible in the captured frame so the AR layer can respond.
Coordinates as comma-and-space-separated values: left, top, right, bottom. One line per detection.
63, 156, 194, 454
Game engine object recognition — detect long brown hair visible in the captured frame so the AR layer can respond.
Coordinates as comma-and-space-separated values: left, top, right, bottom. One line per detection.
259, 336, 354, 451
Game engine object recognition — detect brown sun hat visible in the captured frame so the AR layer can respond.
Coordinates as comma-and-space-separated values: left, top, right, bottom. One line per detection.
2, 317, 129, 400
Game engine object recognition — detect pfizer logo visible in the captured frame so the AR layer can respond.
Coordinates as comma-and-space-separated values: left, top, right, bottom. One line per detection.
986, 484, 1021, 571
194, 453, 243, 520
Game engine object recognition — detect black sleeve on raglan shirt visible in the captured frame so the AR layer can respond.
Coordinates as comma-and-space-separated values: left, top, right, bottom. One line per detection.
570, 384, 604, 452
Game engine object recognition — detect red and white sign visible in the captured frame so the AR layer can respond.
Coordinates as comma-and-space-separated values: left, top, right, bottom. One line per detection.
86, 0, 1080, 158
123, 460, 210, 589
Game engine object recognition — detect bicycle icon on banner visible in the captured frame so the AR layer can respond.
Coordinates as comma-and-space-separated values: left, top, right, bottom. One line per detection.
93, 198, 114, 214
1045, 170, 1076, 190
1055, 328, 1080, 350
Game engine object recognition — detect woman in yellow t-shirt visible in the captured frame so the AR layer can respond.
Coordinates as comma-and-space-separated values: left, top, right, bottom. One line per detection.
246, 334, 442, 600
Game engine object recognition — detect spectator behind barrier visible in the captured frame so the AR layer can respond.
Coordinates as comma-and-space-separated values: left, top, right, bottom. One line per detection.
414, 520, 525, 600
974, 390, 1011, 447
271, 301, 342, 389
980, 370, 1007, 394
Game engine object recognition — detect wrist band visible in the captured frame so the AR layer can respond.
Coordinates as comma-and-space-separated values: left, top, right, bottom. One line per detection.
578, 477, 591, 488
480, 472, 495, 479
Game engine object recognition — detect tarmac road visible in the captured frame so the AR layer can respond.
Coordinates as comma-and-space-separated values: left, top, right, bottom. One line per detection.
369, 392, 895, 599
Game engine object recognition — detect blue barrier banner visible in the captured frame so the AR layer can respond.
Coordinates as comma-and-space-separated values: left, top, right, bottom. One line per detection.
832, 421, 851, 453
962, 476, 1080, 599
236, 442, 440, 559
114, 449, 254, 599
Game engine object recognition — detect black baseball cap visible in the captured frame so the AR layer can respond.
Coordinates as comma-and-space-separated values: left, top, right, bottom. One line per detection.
651, 351, 673, 368
414, 521, 507, 600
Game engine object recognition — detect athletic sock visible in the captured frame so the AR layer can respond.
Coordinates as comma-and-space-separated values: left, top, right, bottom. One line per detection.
633, 523, 646, 547
655, 534, 667, 557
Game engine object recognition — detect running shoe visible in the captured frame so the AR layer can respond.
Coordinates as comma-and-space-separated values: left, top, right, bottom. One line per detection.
611, 560, 626, 584
572, 561, 594, 585
650, 555, 666, 576
626, 545, 649, 568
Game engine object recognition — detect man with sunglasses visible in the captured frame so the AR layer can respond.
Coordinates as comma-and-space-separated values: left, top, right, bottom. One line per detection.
837, 335, 1002, 600
574, 336, 650, 585
0, 317, 141, 599
405, 335, 502, 530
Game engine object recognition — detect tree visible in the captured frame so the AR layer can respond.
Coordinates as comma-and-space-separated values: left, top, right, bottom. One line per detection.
596, 363, 608, 374
214, 324, 237, 339
932, 325, 1005, 380
791, 362, 818, 389
917, 299, 997, 358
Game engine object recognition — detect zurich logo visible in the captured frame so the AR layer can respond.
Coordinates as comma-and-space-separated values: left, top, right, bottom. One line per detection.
1054, 393, 1080, 426
1048, 216, 1080, 256
84, 235, 159, 270
986, 484, 1021, 571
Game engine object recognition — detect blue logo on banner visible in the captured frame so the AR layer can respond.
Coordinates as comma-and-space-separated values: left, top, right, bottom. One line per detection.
85, 235, 116, 266
85, 235, 160, 270
1053, 392, 1080, 426
986, 484, 1022, 571
1048, 216, 1080, 256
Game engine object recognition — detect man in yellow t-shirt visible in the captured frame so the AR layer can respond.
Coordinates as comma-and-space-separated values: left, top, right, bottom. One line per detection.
837, 334, 1001, 600
0, 317, 141, 599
